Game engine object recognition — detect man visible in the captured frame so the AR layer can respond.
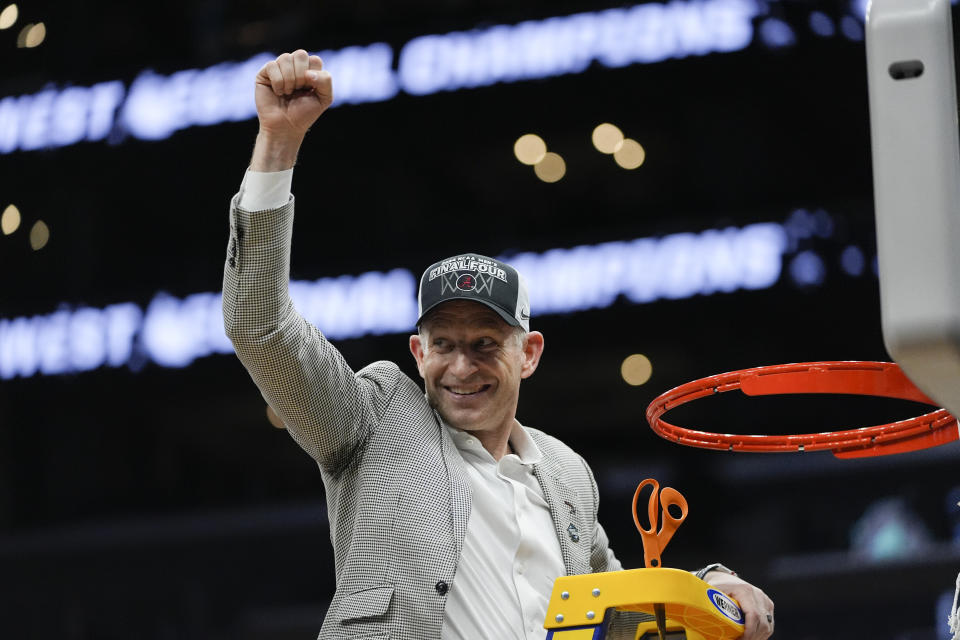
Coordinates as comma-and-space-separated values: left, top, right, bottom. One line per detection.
223, 49, 775, 640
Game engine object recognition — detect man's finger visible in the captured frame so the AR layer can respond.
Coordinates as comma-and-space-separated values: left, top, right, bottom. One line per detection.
306, 69, 334, 105
744, 601, 773, 640
308, 55, 324, 71
258, 60, 285, 96
276, 52, 296, 95
292, 49, 309, 89
758, 610, 773, 639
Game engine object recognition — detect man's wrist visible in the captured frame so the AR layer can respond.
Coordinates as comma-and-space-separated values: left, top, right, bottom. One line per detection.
696, 563, 738, 581
250, 130, 305, 172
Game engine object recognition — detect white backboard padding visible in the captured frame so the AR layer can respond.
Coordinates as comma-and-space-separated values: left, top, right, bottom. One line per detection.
867, 0, 960, 416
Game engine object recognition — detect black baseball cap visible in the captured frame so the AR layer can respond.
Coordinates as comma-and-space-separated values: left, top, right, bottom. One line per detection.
417, 253, 530, 331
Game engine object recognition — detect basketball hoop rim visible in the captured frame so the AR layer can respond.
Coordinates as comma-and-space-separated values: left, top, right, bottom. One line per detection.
645, 361, 959, 457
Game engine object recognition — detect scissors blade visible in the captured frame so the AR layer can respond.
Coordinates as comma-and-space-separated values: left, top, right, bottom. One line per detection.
654, 603, 667, 640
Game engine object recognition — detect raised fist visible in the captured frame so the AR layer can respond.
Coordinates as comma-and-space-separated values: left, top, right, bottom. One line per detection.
255, 49, 333, 139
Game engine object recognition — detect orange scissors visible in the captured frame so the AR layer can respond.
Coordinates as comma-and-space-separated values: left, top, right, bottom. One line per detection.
632, 478, 689, 569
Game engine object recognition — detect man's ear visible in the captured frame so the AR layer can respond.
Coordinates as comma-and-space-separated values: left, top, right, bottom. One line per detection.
520, 331, 544, 379
409, 334, 426, 379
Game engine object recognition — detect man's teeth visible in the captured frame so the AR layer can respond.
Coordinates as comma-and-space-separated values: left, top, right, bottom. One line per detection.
449, 385, 487, 395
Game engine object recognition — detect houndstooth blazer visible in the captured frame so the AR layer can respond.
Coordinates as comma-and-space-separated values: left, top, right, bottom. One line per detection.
223, 196, 623, 640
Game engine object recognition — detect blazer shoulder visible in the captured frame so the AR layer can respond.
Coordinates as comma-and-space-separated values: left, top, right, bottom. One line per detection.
355, 359, 421, 395
356, 358, 402, 381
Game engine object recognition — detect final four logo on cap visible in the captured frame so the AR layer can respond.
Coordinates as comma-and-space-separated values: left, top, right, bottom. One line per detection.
417, 253, 531, 331
456, 273, 477, 291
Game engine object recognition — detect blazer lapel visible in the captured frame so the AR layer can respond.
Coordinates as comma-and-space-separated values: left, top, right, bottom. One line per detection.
534, 466, 589, 576
438, 413, 473, 561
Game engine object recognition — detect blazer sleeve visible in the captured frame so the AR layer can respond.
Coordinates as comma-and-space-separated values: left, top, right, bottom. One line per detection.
591, 520, 622, 573
222, 194, 400, 474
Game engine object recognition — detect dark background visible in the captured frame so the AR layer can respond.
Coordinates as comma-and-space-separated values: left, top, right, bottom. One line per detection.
2, 0, 959, 638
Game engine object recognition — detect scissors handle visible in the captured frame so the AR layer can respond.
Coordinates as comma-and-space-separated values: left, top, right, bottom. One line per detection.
632, 478, 689, 568
632, 478, 659, 534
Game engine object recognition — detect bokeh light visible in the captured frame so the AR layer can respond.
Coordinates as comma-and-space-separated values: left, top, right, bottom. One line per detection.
809, 11, 836, 37
17, 21, 44, 48
614, 138, 646, 169
534, 152, 565, 183
592, 123, 624, 154
1, 204, 21, 235
514, 133, 547, 165
621, 354, 653, 386
841, 245, 866, 277
24, 21, 45, 47
29, 219, 49, 250
0, 4, 18, 29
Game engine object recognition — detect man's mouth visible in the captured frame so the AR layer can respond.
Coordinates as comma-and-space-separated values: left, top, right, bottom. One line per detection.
444, 384, 492, 396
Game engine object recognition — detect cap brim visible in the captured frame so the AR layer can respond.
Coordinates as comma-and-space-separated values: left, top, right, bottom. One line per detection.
416, 297, 521, 329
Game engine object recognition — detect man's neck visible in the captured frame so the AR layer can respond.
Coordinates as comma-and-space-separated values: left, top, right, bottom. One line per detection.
469, 421, 517, 461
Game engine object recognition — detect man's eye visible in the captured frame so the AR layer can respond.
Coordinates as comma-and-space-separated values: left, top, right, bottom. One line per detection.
476, 338, 496, 349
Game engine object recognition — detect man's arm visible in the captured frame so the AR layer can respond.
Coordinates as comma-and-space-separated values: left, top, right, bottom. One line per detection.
224, 51, 399, 472
590, 521, 622, 573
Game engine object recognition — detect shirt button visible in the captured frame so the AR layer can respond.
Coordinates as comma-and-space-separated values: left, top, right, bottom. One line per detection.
435, 580, 449, 596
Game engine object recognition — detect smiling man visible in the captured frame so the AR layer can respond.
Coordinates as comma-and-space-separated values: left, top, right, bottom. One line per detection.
411, 255, 542, 461
223, 50, 774, 640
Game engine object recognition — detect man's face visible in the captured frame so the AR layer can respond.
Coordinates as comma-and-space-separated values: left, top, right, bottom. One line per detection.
409, 300, 544, 435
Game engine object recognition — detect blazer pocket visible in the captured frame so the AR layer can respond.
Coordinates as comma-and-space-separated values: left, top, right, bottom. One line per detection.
338, 585, 395, 623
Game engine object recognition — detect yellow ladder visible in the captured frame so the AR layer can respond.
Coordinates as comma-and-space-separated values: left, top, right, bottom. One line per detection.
543, 566, 745, 639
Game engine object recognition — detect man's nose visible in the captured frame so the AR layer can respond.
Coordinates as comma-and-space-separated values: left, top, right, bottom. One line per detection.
448, 349, 478, 377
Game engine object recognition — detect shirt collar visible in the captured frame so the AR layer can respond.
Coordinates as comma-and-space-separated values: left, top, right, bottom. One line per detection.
507, 421, 543, 465
443, 419, 544, 466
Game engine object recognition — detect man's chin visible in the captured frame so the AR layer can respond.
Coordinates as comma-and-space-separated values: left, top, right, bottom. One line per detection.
427, 393, 473, 423
438, 411, 485, 432
432, 404, 487, 432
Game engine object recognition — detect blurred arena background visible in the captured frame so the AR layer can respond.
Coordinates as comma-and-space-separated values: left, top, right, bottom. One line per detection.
1, 0, 959, 637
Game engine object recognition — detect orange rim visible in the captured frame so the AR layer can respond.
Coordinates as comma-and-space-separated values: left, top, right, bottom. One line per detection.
645, 361, 959, 457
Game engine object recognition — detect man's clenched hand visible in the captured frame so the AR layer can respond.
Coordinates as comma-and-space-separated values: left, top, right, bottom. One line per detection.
704, 571, 774, 639
250, 49, 333, 171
